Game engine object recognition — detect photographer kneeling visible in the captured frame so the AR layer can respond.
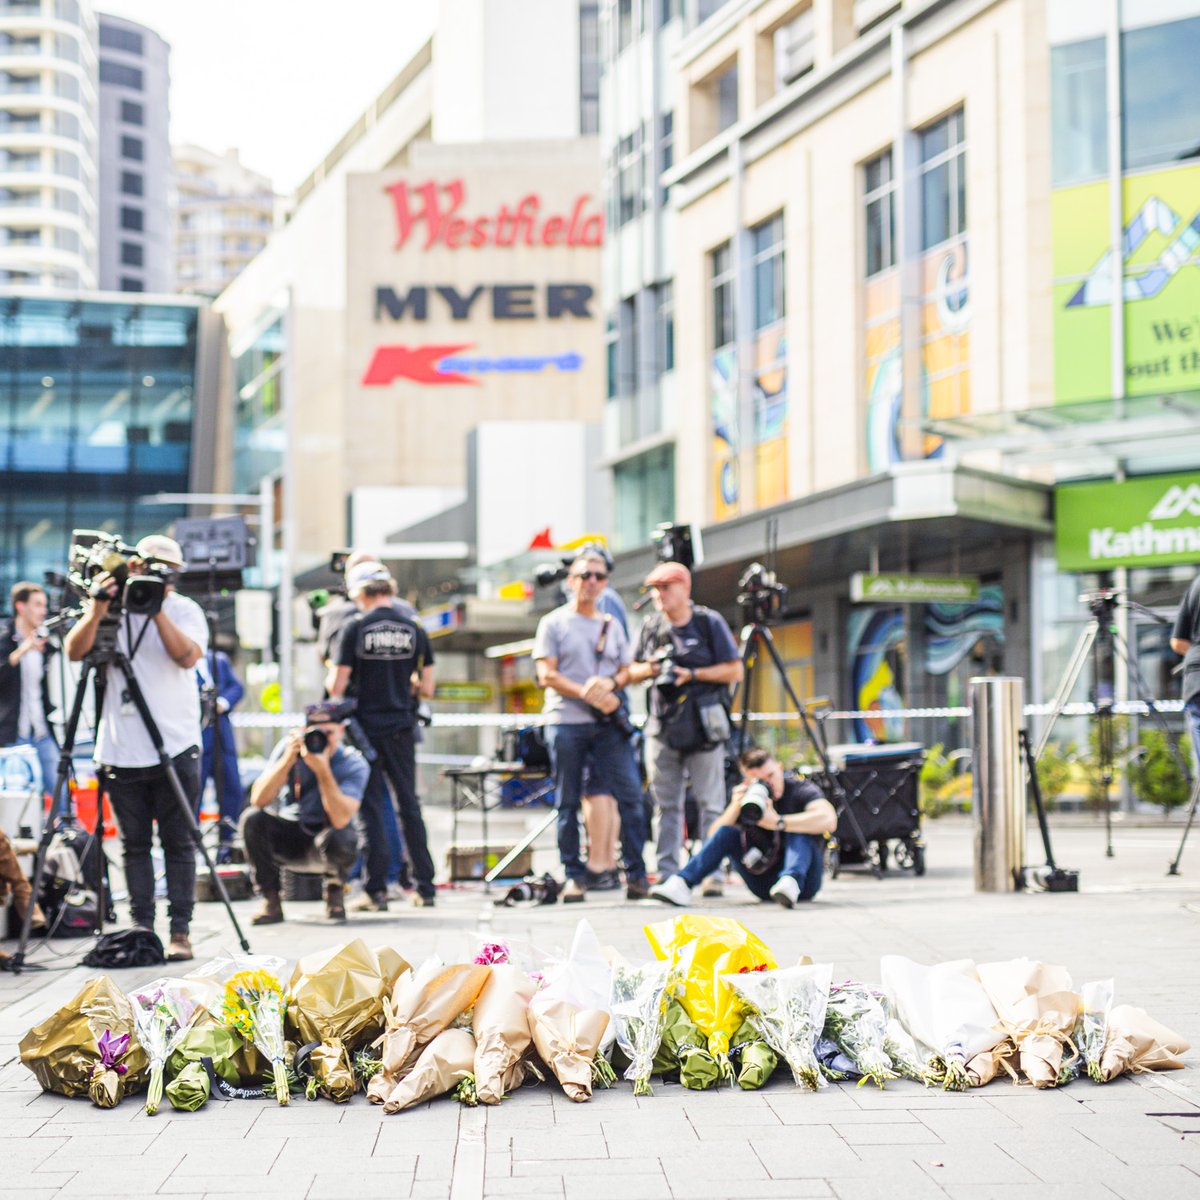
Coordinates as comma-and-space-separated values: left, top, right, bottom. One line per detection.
241, 701, 367, 924
650, 747, 836, 908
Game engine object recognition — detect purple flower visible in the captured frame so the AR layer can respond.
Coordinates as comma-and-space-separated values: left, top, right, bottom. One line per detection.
97, 1029, 130, 1075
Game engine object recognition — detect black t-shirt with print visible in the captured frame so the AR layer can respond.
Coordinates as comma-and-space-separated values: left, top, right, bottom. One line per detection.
334, 604, 434, 735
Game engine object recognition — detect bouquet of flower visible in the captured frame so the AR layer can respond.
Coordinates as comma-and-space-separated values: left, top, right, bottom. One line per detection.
472, 963, 536, 1104
651, 1000, 720, 1090
532, 919, 616, 1058
20, 975, 149, 1106
1097, 1004, 1190, 1081
728, 1018, 776, 1090
882, 1015, 935, 1084
977, 959, 1080, 1088
824, 981, 897, 1089
382, 1028, 477, 1113
645, 915, 777, 1081
723, 963, 833, 1091
221, 969, 290, 1105
128, 979, 202, 1115
1061, 979, 1113, 1083
164, 1060, 210, 1111
610, 958, 671, 1095
369, 959, 490, 1106
528, 996, 611, 1102
815, 1035, 857, 1082
881, 956, 1004, 1090
474, 942, 511, 965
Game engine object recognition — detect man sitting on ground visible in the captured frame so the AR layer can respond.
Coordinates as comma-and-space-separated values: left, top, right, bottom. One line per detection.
649, 746, 836, 908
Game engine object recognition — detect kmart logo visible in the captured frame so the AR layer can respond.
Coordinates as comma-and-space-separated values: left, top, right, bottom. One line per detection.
1148, 483, 1200, 519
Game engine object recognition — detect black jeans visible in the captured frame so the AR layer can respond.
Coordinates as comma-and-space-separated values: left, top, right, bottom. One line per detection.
101, 746, 200, 937
361, 725, 435, 900
240, 808, 360, 894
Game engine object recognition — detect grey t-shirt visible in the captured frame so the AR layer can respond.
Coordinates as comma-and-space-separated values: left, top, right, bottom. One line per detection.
533, 604, 633, 725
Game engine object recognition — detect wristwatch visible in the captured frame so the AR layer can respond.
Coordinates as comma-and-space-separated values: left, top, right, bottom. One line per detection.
775, 816, 786, 832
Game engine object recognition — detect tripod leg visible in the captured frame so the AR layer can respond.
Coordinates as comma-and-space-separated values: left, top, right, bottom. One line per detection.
732, 627, 757, 756
6, 661, 93, 974
114, 657, 251, 954
1168, 773, 1200, 875
1034, 623, 1097, 761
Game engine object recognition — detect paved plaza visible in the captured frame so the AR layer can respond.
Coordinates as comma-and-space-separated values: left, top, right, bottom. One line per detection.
2, 814, 1199, 1200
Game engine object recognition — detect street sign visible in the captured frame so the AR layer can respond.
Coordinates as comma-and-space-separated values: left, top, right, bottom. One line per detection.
435, 682, 495, 704
850, 573, 981, 604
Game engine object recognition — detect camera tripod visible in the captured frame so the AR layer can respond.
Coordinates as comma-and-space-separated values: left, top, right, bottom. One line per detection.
730, 617, 877, 876
1034, 588, 1188, 860
5, 627, 250, 974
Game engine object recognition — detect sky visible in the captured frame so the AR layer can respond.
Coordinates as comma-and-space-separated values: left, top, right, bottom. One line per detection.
97, 1, 435, 193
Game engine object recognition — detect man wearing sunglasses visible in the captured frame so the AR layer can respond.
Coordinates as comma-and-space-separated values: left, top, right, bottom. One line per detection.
533, 550, 649, 902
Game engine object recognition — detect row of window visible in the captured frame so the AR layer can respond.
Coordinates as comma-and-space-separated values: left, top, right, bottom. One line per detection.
608, 111, 674, 230
99, 59, 143, 91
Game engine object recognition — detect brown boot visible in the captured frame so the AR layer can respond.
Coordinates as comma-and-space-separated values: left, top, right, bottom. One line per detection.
324, 880, 346, 922
0, 831, 44, 931
252, 891, 284, 925
166, 933, 193, 962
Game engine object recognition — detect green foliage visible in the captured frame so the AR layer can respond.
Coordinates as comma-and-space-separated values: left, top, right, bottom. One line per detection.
919, 743, 971, 817
1034, 741, 1074, 812
1079, 715, 1130, 810
1128, 729, 1192, 813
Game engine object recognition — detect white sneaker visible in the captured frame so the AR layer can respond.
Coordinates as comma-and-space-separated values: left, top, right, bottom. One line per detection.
769, 875, 801, 909
649, 874, 693, 907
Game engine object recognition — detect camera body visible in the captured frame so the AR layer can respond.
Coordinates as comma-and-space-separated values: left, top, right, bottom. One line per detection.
67, 530, 168, 619
648, 644, 683, 688
737, 562, 787, 625
738, 779, 771, 827
302, 697, 359, 756
533, 541, 614, 589
303, 728, 330, 754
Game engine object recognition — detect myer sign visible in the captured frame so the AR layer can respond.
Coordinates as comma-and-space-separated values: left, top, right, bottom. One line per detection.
850, 573, 980, 604
1056, 472, 1200, 570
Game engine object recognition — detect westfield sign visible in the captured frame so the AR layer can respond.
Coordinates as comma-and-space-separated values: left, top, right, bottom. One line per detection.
384, 179, 604, 250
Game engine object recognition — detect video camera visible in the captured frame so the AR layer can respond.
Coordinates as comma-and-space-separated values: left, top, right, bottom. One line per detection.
737, 562, 787, 625
67, 530, 169, 619
533, 541, 613, 589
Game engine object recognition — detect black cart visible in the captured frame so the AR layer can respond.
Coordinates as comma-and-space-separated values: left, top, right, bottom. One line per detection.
822, 742, 927, 877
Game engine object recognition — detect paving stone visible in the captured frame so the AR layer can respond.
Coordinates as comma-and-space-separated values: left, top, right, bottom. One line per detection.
1084, 1164, 1200, 1200
508, 1133, 608, 1160
483, 1180, 565, 1197
911, 1142, 1041, 1186
839, 1123, 944, 1146
562, 1172, 670, 1200
942, 1185, 1119, 1200
162, 1175, 316, 1194
309, 1172, 417, 1198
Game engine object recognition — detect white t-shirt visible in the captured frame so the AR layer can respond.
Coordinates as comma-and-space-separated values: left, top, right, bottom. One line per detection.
94, 591, 209, 767
18, 645, 48, 739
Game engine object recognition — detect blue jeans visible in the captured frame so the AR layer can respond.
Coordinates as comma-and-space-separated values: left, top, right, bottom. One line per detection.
545, 721, 647, 883
1186, 699, 1200, 764
677, 824, 825, 901
201, 722, 243, 844
14, 733, 59, 800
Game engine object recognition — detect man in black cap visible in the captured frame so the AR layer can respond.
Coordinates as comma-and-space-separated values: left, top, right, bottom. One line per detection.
241, 701, 368, 923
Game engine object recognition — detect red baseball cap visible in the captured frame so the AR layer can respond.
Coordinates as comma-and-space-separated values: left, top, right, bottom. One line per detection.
644, 561, 691, 588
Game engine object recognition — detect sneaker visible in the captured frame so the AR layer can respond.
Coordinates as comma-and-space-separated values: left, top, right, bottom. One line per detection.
585, 868, 621, 891
625, 876, 651, 901
700, 875, 724, 898
347, 891, 389, 913
324, 881, 346, 922
251, 892, 284, 925
769, 875, 801, 909
649, 875, 693, 907
562, 878, 587, 903
166, 934, 193, 962
411, 892, 436, 908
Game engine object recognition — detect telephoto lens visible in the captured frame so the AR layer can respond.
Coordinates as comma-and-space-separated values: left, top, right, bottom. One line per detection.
303, 728, 329, 754
738, 780, 771, 826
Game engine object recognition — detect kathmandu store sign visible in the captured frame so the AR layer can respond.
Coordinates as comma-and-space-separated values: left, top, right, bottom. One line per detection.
385, 179, 604, 250
1056, 472, 1200, 570
362, 344, 583, 386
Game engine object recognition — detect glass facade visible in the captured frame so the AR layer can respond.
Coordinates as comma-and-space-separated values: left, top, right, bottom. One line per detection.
0, 296, 200, 597
232, 313, 285, 498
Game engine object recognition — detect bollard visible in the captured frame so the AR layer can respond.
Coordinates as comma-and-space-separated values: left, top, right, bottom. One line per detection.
970, 676, 1026, 891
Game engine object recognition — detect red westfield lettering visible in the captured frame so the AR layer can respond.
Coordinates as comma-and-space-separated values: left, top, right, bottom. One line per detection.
383, 178, 604, 251
360, 344, 478, 386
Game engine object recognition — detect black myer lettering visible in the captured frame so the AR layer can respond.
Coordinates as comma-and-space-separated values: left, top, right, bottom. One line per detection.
361, 624, 415, 658
374, 283, 593, 322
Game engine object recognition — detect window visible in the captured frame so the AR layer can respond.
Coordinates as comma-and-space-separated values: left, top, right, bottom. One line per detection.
6, 228, 41, 245
656, 282, 674, 375
716, 65, 739, 133
580, 2, 600, 134
100, 60, 144, 89
660, 0, 682, 25
751, 215, 785, 331
1122, 15, 1200, 170
711, 241, 735, 350
659, 110, 674, 204
120, 170, 143, 196
120, 241, 143, 266
119, 276, 144, 292
864, 148, 896, 276
614, 445, 675, 552
120, 135, 144, 161
606, 316, 618, 400
1051, 38, 1106, 186
775, 8, 816, 87
918, 108, 966, 251
120, 99, 144, 125
617, 0, 634, 51
619, 296, 638, 396
616, 126, 644, 227
119, 205, 144, 231
100, 24, 145, 54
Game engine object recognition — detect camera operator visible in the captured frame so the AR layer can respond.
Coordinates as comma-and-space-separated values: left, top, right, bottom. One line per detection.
627, 562, 743, 886
63, 535, 207, 962
650, 746, 836, 908
1171, 571, 1200, 761
317, 550, 417, 670
327, 562, 436, 909
0, 581, 58, 797
533, 550, 650, 902
241, 701, 367, 924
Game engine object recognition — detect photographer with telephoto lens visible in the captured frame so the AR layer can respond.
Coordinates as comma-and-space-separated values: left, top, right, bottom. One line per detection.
241, 700, 368, 924
63, 535, 207, 962
650, 747, 836, 909
534, 550, 649, 902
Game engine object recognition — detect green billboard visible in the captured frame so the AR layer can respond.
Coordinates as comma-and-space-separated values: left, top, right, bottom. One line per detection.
1056, 472, 1200, 570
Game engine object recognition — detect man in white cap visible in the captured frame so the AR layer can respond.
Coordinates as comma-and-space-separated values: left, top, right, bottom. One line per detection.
65, 533, 208, 962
